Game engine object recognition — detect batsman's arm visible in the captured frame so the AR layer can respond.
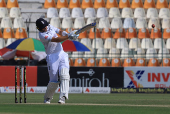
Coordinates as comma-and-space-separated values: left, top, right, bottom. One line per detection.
57, 30, 68, 36
51, 36, 69, 42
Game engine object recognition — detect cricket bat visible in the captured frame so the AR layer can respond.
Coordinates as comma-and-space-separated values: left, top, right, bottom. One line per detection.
75, 22, 96, 35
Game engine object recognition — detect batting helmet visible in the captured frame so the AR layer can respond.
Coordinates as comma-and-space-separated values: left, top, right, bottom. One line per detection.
36, 18, 48, 31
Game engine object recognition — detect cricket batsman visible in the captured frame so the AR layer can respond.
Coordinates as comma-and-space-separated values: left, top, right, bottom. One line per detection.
36, 18, 79, 104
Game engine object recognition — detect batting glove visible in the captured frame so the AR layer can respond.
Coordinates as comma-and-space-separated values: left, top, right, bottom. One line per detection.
68, 30, 79, 41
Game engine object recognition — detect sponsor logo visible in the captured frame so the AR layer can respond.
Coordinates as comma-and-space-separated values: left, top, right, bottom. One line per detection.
58, 88, 60, 92
70, 69, 109, 87
3, 87, 8, 92
30, 88, 34, 92
126, 70, 144, 88
83, 87, 110, 93
45, 36, 48, 39
148, 73, 170, 82
77, 69, 95, 76
85, 88, 90, 92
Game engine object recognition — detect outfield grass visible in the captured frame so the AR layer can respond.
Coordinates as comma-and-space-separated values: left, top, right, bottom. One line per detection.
0, 93, 170, 114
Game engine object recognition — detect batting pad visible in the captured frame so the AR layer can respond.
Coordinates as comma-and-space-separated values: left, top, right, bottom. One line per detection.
60, 79, 69, 99
60, 68, 70, 99
44, 82, 59, 100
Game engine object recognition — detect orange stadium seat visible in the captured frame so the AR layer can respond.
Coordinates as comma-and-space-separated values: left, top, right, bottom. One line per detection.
150, 28, 162, 39
0, 30, 3, 38
111, 58, 122, 67
143, 0, 155, 9
136, 58, 147, 66
119, 0, 131, 9
69, 0, 81, 9
113, 28, 126, 39
163, 28, 170, 40
106, 0, 118, 9
131, 0, 143, 9
94, 0, 105, 9
3, 28, 15, 39
156, 0, 168, 9
138, 28, 150, 39
160, 58, 170, 67
74, 58, 86, 66
125, 28, 137, 39
69, 58, 74, 66
7, 0, 19, 8
86, 58, 98, 66
88, 28, 101, 39
15, 28, 27, 39
0, 0, 6, 7
101, 28, 112, 39
56, 0, 68, 8
81, 0, 93, 9
44, 0, 56, 8
123, 58, 135, 67
148, 58, 160, 67
78, 31, 88, 39
98, 58, 110, 67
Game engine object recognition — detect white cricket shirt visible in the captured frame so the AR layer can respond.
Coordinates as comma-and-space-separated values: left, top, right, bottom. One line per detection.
39, 24, 63, 55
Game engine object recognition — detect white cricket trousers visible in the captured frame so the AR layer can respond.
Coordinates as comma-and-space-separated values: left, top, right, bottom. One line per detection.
46, 51, 70, 82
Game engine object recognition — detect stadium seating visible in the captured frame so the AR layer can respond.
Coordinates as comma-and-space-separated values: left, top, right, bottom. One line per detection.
148, 58, 160, 67
86, 58, 98, 66
59, 8, 71, 18
81, 0, 93, 9
156, 0, 168, 9
94, 0, 105, 9
136, 58, 147, 66
98, 58, 110, 67
56, 0, 68, 9
74, 17, 85, 29
0, 8, 8, 18
7, 0, 19, 8
160, 58, 170, 67
123, 58, 135, 67
101, 28, 113, 39
131, 0, 143, 9
106, 0, 118, 9
9, 7, 21, 18
108, 48, 120, 59
84, 8, 96, 18
50, 17, 61, 28
144, 0, 155, 9
3, 28, 15, 39
134, 48, 146, 58
47, 8, 58, 18
0, 38, 5, 49
163, 29, 170, 39
111, 58, 122, 67
92, 38, 104, 49
0, 0, 6, 7
119, 0, 131, 9
109, 8, 121, 18
74, 58, 86, 66
44, 0, 56, 8
134, 8, 145, 18
104, 38, 116, 49
15, 28, 27, 39
69, 0, 81, 9
0, 0, 168, 67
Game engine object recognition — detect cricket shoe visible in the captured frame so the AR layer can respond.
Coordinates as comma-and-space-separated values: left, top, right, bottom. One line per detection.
58, 96, 66, 104
44, 98, 50, 104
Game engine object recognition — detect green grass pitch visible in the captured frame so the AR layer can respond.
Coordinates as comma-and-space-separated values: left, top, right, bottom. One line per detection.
0, 93, 170, 114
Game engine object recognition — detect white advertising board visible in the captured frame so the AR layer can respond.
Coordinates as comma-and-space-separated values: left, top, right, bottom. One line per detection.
83, 87, 110, 94
124, 67, 170, 88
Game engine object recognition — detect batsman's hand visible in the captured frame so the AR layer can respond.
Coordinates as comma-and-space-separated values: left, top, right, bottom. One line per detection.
68, 30, 79, 41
